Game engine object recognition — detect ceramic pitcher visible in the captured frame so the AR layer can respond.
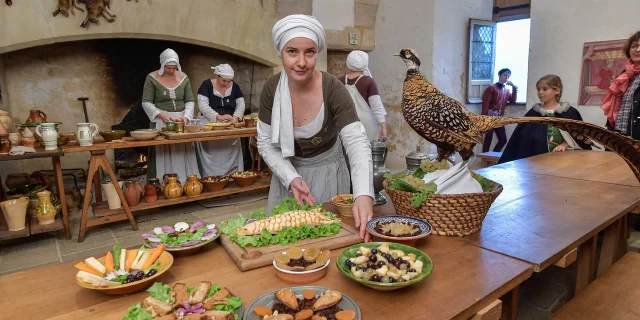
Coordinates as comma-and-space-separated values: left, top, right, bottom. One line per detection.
36, 123, 58, 151
183, 174, 203, 198
76, 123, 99, 147
0, 197, 28, 231
35, 190, 57, 225
163, 176, 183, 199
123, 180, 142, 207
26, 110, 47, 123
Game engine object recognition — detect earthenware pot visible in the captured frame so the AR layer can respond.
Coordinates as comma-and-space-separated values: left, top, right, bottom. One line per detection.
162, 173, 180, 189
123, 180, 142, 207
0, 134, 10, 154
8, 132, 21, 146
0, 197, 28, 231
0, 110, 13, 133
183, 174, 203, 198
35, 190, 57, 225
26, 110, 47, 123
163, 177, 183, 200
5, 173, 30, 190
144, 183, 159, 203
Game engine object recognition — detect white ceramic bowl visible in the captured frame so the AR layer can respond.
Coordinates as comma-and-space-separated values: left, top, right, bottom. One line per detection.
130, 129, 159, 141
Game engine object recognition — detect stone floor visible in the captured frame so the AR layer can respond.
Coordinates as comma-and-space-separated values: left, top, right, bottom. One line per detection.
1, 193, 639, 320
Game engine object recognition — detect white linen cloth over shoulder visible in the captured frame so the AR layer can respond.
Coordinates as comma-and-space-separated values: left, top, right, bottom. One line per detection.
270, 14, 326, 158
212, 64, 234, 79
346, 50, 372, 77
158, 48, 182, 76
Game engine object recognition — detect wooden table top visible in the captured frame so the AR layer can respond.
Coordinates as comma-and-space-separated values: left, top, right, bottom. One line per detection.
468, 168, 640, 271
491, 150, 640, 187
0, 147, 63, 161
0, 203, 533, 320
63, 129, 256, 153
552, 252, 640, 319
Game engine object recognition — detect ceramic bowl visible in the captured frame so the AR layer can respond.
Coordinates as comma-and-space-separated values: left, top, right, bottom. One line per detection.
273, 250, 331, 285
130, 129, 159, 141
99, 130, 125, 142
233, 122, 246, 128
200, 176, 229, 192
331, 194, 354, 217
202, 126, 213, 132
366, 216, 432, 247
184, 125, 201, 133
75, 249, 173, 295
336, 242, 433, 291
231, 171, 259, 187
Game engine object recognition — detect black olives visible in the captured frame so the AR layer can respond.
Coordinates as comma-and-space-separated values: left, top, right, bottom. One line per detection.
408, 268, 416, 273
345, 260, 353, 267
368, 254, 377, 263
356, 253, 363, 257
376, 261, 386, 268
371, 248, 378, 255
370, 274, 382, 282
366, 261, 375, 269
146, 269, 158, 277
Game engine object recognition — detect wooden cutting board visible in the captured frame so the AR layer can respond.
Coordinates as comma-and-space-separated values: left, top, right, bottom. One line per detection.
162, 127, 256, 140
220, 222, 362, 271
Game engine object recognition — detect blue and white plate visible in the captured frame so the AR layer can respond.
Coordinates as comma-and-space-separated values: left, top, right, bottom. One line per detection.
366, 215, 432, 241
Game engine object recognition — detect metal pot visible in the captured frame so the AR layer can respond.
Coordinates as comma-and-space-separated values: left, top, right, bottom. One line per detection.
372, 140, 391, 205
405, 145, 428, 171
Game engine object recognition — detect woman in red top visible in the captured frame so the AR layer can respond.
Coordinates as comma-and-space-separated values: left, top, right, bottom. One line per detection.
481, 68, 518, 152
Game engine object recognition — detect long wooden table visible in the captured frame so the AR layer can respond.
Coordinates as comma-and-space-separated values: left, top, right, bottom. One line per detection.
469, 151, 640, 295
0, 147, 70, 240
61, 129, 264, 242
0, 203, 533, 320
491, 150, 640, 187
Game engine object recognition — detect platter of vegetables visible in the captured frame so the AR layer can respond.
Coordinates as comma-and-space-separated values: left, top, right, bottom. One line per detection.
141, 221, 219, 256
75, 244, 173, 295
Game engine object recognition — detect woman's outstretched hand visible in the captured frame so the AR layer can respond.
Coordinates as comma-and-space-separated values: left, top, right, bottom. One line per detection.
353, 196, 374, 242
290, 177, 316, 206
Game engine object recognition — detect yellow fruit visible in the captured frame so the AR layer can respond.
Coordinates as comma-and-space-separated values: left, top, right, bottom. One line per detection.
275, 252, 291, 265
316, 249, 331, 264
303, 247, 320, 262
286, 246, 303, 260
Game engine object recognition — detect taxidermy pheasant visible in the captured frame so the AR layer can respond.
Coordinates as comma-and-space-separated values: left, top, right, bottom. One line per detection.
395, 48, 640, 182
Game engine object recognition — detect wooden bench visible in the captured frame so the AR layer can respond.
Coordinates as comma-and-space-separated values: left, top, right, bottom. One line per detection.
477, 151, 502, 168
552, 252, 640, 319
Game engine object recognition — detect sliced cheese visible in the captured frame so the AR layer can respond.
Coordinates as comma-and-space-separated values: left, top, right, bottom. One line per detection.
131, 249, 145, 270
85, 257, 106, 274
133, 251, 152, 270
119, 249, 126, 271
76, 270, 104, 284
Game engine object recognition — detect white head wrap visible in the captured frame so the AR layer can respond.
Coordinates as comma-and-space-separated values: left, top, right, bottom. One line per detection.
212, 64, 234, 79
158, 48, 182, 76
270, 14, 326, 157
346, 50, 372, 77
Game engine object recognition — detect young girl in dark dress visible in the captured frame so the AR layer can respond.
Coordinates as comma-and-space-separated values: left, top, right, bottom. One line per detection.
499, 75, 592, 164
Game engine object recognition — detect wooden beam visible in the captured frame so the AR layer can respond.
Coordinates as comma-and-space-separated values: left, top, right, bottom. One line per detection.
470, 300, 502, 320
554, 248, 578, 268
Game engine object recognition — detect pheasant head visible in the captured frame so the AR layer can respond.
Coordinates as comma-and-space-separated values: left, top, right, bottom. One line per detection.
393, 48, 421, 71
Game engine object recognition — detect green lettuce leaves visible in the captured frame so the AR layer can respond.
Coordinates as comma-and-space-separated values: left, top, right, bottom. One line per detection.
122, 303, 152, 320
219, 198, 341, 248
156, 227, 207, 246
146, 282, 173, 303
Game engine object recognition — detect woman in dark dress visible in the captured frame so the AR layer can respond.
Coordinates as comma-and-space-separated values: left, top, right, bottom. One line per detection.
195, 64, 245, 176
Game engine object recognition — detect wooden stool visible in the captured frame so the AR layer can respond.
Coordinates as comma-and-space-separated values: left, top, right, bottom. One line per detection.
477, 151, 502, 168
552, 252, 640, 319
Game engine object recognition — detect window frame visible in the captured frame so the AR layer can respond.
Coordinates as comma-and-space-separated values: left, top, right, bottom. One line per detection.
467, 19, 497, 104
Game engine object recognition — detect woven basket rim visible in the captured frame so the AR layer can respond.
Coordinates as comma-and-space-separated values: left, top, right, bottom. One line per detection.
382, 178, 503, 198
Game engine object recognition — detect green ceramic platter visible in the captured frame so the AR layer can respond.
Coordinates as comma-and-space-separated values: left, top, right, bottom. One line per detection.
336, 242, 434, 291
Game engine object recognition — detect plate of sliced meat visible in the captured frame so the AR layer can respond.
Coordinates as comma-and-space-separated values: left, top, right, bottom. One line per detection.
244, 286, 360, 320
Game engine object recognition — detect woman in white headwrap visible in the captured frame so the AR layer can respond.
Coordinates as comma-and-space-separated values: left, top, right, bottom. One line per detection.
339, 50, 387, 141
142, 48, 199, 183
195, 64, 246, 176
257, 14, 374, 241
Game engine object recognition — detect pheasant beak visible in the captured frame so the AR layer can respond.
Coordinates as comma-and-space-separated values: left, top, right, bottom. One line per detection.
392, 53, 400, 56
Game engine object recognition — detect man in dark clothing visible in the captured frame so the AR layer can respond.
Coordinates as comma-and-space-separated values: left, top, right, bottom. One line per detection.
481, 68, 518, 152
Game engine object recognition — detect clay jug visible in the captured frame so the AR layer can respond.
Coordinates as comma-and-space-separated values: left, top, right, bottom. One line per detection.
183, 174, 203, 198
144, 183, 159, 203
0, 197, 28, 231
162, 173, 180, 189
26, 110, 47, 123
123, 181, 141, 207
163, 176, 183, 199
148, 178, 162, 190
0, 109, 12, 133
35, 190, 57, 225
0, 134, 10, 155
36, 123, 58, 151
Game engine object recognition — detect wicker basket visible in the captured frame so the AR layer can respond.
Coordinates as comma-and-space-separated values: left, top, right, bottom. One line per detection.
383, 179, 503, 236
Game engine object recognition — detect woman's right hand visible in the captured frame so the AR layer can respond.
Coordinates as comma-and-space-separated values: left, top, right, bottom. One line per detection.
156, 113, 171, 123
216, 114, 233, 122
290, 177, 315, 206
